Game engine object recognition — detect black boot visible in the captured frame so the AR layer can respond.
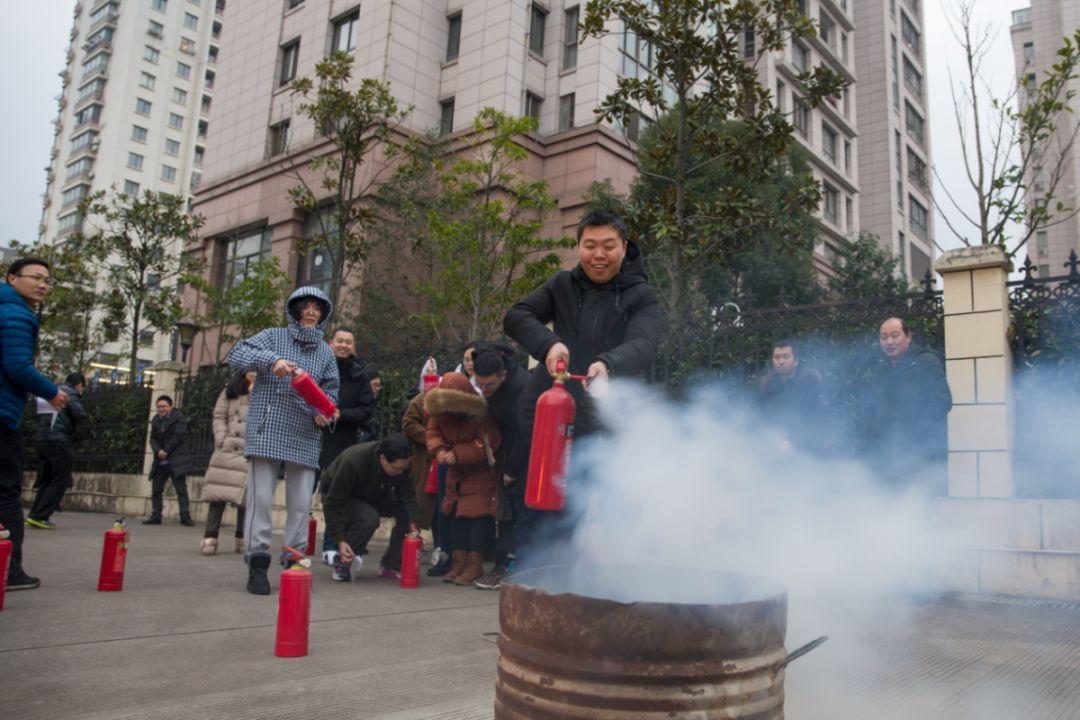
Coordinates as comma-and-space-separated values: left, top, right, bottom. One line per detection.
179, 516, 195, 527
142, 516, 162, 525
246, 553, 272, 595
427, 554, 453, 577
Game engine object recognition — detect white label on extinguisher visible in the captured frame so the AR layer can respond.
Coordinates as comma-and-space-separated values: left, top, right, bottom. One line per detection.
114, 544, 127, 574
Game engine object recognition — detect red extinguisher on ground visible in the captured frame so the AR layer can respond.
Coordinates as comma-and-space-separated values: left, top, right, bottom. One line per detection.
401, 532, 422, 589
275, 546, 313, 658
525, 360, 586, 511
306, 514, 317, 557
97, 518, 129, 592
291, 368, 337, 419
0, 524, 12, 611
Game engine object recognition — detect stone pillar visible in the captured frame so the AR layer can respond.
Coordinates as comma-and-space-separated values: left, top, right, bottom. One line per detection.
935, 246, 1014, 498
142, 361, 186, 476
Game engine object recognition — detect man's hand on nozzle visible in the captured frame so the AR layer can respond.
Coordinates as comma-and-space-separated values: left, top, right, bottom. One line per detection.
545, 342, 570, 377
49, 390, 69, 410
338, 541, 355, 563
271, 359, 297, 377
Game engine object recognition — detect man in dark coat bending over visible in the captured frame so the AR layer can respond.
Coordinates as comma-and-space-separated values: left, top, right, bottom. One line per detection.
503, 210, 660, 560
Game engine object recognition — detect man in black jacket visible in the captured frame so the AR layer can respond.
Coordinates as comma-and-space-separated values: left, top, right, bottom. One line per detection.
860, 317, 953, 492
503, 210, 660, 560
144, 395, 196, 526
471, 345, 528, 588
319, 328, 376, 472
26, 372, 88, 529
758, 340, 825, 455
322, 434, 418, 582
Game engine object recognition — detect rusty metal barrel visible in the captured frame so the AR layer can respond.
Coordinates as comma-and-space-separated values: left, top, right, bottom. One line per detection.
495, 565, 789, 719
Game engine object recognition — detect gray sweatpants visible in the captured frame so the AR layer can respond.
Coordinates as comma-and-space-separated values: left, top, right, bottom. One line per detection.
243, 457, 315, 559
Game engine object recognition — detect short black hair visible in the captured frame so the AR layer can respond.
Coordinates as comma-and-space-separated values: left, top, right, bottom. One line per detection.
156, 394, 174, 406
288, 295, 328, 323
377, 433, 411, 462
7, 257, 51, 278
881, 316, 911, 335
225, 370, 252, 399
473, 349, 505, 376
771, 339, 798, 356
330, 327, 354, 340
65, 372, 85, 387
367, 370, 380, 380
576, 210, 628, 245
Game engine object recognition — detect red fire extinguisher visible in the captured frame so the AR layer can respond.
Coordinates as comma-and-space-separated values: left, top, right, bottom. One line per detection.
0, 524, 12, 611
401, 533, 422, 589
525, 360, 586, 511
97, 518, 129, 592
275, 546, 313, 658
291, 368, 337, 419
306, 514, 317, 557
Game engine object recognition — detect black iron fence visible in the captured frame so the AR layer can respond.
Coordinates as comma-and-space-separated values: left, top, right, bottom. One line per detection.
1009, 252, 1080, 498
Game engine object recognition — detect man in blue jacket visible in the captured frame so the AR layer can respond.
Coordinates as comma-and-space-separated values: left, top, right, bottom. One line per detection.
1, 258, 68, 590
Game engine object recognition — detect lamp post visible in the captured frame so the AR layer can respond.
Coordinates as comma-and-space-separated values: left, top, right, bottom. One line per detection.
176, 321, 199, 364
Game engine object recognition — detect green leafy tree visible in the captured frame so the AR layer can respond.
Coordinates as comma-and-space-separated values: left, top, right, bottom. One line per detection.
186, 255, 291, 363
827, 231, 912, 300
401, 109, 574, 343
939, 2, 1080, 254
79, 188, 204, 379
287, 52, 412, 318
581, 0, 845, 314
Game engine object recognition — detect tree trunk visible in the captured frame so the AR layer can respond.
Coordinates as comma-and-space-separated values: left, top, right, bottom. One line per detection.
129, 302, 142, 384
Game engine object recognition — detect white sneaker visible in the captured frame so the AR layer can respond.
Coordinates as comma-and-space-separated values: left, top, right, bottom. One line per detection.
322, 550, 338, 567
430, 547, 445, 567
351, 556, 364, 575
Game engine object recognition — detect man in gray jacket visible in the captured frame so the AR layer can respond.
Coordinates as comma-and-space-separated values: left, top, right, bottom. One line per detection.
26, 372, 87, 529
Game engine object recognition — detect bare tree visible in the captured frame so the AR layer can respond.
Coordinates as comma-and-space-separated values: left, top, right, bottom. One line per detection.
936, 0, 1080, 256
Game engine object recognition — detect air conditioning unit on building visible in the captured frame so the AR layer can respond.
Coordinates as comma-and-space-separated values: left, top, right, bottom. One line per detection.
86, 171, 95, 179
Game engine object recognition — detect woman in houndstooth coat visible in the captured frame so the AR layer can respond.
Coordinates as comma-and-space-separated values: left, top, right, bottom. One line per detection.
227, 286, 339, 595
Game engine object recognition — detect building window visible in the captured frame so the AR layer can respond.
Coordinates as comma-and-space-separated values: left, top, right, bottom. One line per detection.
136, 98, 153, 115
280, 40, 299, 85
792, 41, 809, 73
128, 152, 144, 170
793, 97, 810, 139
164, 138, 181, 156
900, 12, 920, 59
907, 147, 928, 192
149, 20, 165, 37
198, 120, 209, 138
1023, 41, 1035, 66
621, 110, 643, 142
190, 172, 202, 191
124, 180, 141, 196
268, 120, 290, 156
201, 94, 212, 113
139, 72, 156, 90
823, 183, 839, 224
895, 130, 903, 209
300, 212, 336, 293
177, 61, 192, 79
822, 123, 838, 164
742, 26, 755, 58
905, 102, 925, 146
180, 36, 196, 54
841, 32, 849, 64
898, 231, 906, 273
439, 98, 454, 135
66, 157, 94, 180
529, 4, 547, 57
843, 140, 851, 174
173, 87, 188, 104
152, 0, 167, 10
62, 185, 89, 208
183, 12, 199, 30
558, 93, 575, 131
563, 5, 579, 68
132, 125, 149, 142
890, 36, 899, 110
332, 9, 360, 53
819, 12, 835, 51
775, 79, 785, 111
909, 195, 928, 240
845, 197, 853, 229
168, 113, 184, 130
524, 92, 542, 123
902, 56, 922, 100
194, 145, 205, 165
72, 131, 98, 152
74, 104, 102, 128
58, 213, 85, 234
205, 69, 216, 88
144, 45, 160, 63
288, 0, 305, 8
208, 44, 219, 63
221, 229, 272, 288
161, 164, 177, 181
446, 13, 461, 61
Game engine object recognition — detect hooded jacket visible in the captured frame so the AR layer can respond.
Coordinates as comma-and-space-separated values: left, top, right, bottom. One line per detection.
503, 240, 660, 477
0, 282, 58, 431
227, 286, 339, 470
200, 388, 249, 506
319, 354, 376, 468
401, 389, 436, 528
425, 372, 501, 519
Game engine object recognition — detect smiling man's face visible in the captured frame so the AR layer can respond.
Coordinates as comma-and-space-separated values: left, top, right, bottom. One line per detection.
578, 225, 627, 285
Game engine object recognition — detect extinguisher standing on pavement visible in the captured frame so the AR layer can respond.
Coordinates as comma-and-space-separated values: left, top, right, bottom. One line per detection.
275, 546, 313, 658
97, 518, 129, 592
400, 532, 422, 589
306, 514, 317, 557
525, 360, 587, 512
0, 524, 12, 611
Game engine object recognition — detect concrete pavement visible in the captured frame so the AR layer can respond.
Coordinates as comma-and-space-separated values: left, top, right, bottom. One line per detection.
4, 511, 1080, 718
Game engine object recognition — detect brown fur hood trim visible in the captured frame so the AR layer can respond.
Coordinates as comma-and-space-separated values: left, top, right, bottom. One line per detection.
425, 372, 487, 418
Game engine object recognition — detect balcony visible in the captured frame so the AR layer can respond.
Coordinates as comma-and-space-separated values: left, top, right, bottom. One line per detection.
89, 12, 119, 34
1012, 8, 1032, 27
79, 65, 108, 84
72, 116, 102, 134
82, 38, 113, 57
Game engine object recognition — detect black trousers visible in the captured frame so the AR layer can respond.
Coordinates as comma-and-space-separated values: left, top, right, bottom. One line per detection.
203, 501, 245, 539
494, 493, 526, 563
150, 464, 190, 520
29, 441, 75, 522
0, 424, 27, 574
451, 514, 495, 554
339, 496, 408, 571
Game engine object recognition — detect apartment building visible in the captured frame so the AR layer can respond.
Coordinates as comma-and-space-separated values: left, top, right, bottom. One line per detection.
1010, 2, 1080, 279
39, 0, 223, 379
852, 0, 933, 282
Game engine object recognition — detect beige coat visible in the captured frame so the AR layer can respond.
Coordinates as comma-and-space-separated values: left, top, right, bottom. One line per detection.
200, 390, 249, 505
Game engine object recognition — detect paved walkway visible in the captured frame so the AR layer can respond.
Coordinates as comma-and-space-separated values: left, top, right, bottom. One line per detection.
3, 512, 1080, 719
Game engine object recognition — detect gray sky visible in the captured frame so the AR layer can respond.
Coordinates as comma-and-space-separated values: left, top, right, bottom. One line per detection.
0, 0, 1039, 258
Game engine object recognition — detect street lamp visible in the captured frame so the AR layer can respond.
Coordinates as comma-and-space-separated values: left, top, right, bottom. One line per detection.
176, 321, 199, 364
